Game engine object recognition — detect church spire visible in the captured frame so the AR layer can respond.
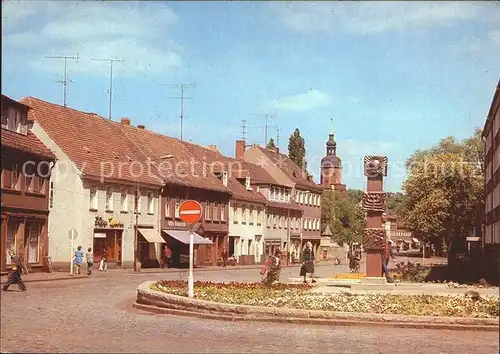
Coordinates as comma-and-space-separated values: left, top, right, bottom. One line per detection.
326, 118, 336, 156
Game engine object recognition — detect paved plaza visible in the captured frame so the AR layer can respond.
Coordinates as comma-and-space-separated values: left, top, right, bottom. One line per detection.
1, 263, 498, 353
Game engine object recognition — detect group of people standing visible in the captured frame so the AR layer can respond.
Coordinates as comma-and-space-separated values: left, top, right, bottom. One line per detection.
72, 246, 108, 275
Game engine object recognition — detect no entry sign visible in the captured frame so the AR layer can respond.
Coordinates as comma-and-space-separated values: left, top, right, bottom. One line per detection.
179, 200, 202, 224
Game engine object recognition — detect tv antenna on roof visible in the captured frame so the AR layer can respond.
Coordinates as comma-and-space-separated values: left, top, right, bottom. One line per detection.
44, 54, 79, 107
159, 82, 196, 140
91, 57, 124, 120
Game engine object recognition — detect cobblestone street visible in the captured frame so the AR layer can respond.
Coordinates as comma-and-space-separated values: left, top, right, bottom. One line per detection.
1, 265, 498, 353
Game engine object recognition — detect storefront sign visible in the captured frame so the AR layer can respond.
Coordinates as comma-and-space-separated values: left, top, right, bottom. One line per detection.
166, 220, 187, 227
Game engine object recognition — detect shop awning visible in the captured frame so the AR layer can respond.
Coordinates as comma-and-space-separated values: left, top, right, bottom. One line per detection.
94, 232, 107, 238
138, 228, 165, 243
412, 238, 419, 243
163, 230, 213, 245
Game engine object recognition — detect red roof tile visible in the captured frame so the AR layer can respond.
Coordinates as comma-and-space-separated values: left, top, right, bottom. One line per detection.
21, 97, 163, 187
116, 124, 231, 194
181, 142, 266, 203
1, 128, 55, 160
256, 146, 322, 191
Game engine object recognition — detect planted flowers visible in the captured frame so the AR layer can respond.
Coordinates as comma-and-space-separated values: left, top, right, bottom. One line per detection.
151, 280, 499, 318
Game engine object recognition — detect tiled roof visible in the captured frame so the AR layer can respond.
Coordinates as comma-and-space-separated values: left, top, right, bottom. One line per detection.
182, 142, 266, 203
117, 124, 231, 194
241, 159, 288, 187
21, 97, 163, 187
256, 146, 322, 191
1, 128, 55, 160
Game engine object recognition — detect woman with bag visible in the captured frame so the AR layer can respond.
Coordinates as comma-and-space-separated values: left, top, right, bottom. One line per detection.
300, 242, 316, 283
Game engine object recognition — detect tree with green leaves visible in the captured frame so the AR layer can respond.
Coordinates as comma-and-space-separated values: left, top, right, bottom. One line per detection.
386, 192, 407, 214
288, 128, 306, 169
347, 189, 363, 205
401, 130, 484, 260
321, 190, 365, 246
266, 138, 276, 149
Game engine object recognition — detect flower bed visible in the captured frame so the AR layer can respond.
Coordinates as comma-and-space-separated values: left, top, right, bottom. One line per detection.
333, 273, 366, 280
151, 280, 499, 318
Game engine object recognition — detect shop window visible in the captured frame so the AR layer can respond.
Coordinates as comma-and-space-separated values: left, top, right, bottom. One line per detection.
6, 223, 18, 265
27, 224, 41, 264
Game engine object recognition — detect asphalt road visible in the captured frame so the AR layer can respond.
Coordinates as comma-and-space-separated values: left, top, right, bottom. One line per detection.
1, 266, 498, 353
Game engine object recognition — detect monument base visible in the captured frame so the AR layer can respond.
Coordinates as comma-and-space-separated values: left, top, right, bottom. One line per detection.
365, 249, 382, 277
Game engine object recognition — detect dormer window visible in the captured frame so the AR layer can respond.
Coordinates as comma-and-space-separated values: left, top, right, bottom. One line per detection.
222, 171, 228, 187
245, 176, 251, 191
2, 107, 26, 134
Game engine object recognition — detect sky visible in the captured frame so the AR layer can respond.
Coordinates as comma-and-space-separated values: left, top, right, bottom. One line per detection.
2, 1, 499, 192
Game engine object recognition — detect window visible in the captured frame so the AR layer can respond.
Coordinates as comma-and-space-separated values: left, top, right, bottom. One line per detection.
303, 218, 307, 230
50, 182, 54, 208
165, 199, 171, 218
205, 204, 211, 220
213, 204, 219, 221
6, 107, 21, 132
90, 186, 98, 210
121, 189, 128, 212
242, 208, 248, 224
267, 215, 271, 228
147, 192, 154, 214
257, 209, 263, 225
10, 163, 20, 190
106, 187, 113, 211
271, 187, 276, 200
249, 208, 254, 224
136, 190, 142, 214
299, 192, 304, 204
174, 200, 180, 218
221, 206, 226, 221
27, 224, 41, 264
5, 222, 17, 265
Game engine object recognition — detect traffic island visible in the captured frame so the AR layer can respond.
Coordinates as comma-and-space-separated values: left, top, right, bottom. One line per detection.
133, 280, 499, 331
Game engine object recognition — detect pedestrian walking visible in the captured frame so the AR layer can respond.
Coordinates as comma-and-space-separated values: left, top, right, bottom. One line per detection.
382, 240, 395, 283
261, 249, 281, 285
300, 242, 316, 283
161, 246, 172, 269
3, 251, 27, 292
86, 247, 94, 275
99, 248, 108, 271
73, 246, 84, 275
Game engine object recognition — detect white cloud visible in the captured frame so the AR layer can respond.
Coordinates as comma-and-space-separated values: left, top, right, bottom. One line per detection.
269, 2, 482, 36
450, 29, 500, 56
2, 2, 182, 77
262, 90, 331, 112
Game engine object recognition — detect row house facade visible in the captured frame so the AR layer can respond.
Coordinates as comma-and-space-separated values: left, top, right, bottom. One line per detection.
1, 95, 56, 273
25, 97, 164, 270
185, 144, 269, 264
482, 78, 500, 284
117, 121, 232, 267
242, 143, 323, 261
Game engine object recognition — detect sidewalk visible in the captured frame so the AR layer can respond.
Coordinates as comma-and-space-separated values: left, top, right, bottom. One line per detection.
0, 263, 306, 284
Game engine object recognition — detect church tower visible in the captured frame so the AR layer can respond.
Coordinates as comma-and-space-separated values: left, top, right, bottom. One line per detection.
320, 119, 346, 193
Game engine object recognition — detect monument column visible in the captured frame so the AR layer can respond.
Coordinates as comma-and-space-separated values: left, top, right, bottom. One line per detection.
362, 155, 388, 278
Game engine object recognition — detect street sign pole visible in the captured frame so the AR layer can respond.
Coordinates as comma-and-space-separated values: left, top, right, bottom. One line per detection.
179, 200, 202, 299
188, 225, 194, 298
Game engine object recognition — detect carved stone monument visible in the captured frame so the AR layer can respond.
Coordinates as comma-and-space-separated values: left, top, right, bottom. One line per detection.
362, 155, 388, 277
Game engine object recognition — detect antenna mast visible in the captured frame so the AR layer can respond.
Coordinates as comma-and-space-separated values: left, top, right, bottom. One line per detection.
91, 57, 124, 120
248, 113, 277, 145
240, 119, 247, 140
276, 125, 280, 147
44, 54, 79, 107
161, 83, 195, 140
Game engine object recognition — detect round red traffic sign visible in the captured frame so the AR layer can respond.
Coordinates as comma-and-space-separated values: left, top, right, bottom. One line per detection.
179, 200, 202, 224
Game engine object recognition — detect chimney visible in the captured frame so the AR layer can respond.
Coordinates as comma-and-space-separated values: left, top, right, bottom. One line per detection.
235, 139, 246, 160
121, 117, 131, 125
137, 124, 145, 129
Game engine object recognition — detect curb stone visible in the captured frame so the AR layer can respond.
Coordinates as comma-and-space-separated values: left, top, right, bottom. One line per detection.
135, 281, 499, 331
